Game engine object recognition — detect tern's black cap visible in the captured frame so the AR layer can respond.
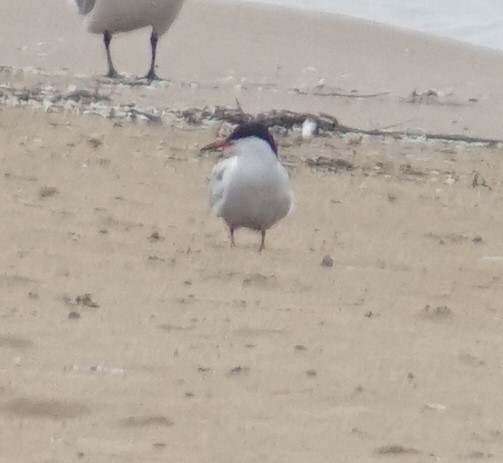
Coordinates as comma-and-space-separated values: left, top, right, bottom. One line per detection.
228, 122, 278, 155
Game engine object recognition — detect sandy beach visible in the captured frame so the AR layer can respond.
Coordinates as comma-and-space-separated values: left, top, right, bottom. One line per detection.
1, 1, 503, 462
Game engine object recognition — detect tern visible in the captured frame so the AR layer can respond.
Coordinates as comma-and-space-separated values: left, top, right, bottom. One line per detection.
202, 123, 293, 252
69, 0, 185, 79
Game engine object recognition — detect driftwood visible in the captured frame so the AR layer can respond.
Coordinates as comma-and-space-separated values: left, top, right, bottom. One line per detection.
292, 88, 390, 99
178, 106, 339, 132
177, 105, 502, 146
0, 78, 500, 146
336, 125, 503, 145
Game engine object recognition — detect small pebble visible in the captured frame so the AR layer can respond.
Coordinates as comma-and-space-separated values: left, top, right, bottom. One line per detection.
87, 136, 103, 149
321, 255, 333, 267
230, 366, 248, 375
76, 293, 99, 308
149, 231, 162, 241
39, 186, 58, 199
425, 403, 447, 412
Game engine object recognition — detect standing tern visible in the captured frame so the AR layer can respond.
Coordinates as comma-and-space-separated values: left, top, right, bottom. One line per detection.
69, 0, 185, 79
202, 123, 293, 252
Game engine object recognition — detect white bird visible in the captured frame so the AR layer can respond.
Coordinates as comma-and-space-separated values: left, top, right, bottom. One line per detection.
69, 0, 185, 79
202, 123, 293, 252
301, 118, 318, 140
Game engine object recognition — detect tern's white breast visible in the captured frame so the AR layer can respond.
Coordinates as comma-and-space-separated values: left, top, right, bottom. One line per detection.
82, 0, 185, 35
210, 138, 293, 231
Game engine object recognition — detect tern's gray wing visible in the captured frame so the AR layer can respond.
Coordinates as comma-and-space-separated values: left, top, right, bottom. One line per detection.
75, 0, 96, 15
209, 157, 235, 212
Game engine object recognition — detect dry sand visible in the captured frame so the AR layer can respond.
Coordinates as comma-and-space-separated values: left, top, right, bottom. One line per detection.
1, 0, 503, 462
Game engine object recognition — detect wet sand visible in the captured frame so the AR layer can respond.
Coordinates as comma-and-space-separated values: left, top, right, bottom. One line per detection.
1, 0, 503, 461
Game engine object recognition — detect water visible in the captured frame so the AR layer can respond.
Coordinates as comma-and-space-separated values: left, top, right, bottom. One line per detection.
233, 0, 503, 51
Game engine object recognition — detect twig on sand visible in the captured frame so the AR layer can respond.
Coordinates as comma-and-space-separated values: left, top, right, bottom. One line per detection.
182, 106, 503, 146
235, 98, 244, 113
335, 125, 502, 145
291, 88, 390, 98
182, 107, 340, 132
0, 78, 500, 146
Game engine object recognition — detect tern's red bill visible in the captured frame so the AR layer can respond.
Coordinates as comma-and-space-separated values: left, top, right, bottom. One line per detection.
200, 139, 232, 152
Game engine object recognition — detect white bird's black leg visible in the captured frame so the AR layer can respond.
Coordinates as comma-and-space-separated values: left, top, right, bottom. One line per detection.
103, 31, 119, 78
145, 30, 160, 80
259, 230, 266, 253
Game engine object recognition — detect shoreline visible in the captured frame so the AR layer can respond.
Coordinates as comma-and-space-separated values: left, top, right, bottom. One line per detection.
224, 0, 503, 52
